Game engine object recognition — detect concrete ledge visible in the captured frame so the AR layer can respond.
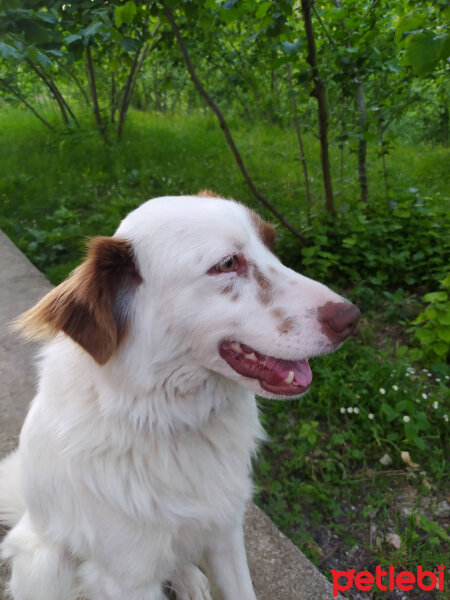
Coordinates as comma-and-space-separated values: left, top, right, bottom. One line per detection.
0, 229, 339, 599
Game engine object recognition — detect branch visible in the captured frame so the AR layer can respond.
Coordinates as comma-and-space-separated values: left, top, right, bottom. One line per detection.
86, 44, 108, 143
0, 79, 53, 129
161, 1, 307, 243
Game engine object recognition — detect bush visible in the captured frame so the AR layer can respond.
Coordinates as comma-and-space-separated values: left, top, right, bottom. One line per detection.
409, 275, 450, 364
277, 197, 449, 309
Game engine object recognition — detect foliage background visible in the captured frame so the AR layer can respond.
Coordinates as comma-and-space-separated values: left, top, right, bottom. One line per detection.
0, 0, 449, 597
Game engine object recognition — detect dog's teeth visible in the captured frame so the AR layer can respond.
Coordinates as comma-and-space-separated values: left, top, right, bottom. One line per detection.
246, 353, 257, 362
231, 342, 243, 353
284, 371, 295, 384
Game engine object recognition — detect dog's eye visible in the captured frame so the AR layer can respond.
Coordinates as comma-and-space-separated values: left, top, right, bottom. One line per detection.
217, 255, 238, 273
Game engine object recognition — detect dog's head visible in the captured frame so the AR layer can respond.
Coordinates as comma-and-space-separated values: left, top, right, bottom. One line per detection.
16, 194, 359, 400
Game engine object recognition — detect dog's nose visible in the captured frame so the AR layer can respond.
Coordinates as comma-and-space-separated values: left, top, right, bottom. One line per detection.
319, 301, 360, 343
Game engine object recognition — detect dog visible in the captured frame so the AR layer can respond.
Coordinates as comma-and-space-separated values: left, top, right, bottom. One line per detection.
0, 192, 359, 600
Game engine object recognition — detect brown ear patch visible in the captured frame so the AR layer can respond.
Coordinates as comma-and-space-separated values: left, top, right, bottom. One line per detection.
14, 237, 142, 365
197, 189, 223, 198
247, 209, 276, 251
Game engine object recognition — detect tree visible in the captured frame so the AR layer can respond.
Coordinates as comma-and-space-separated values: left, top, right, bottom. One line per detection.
301, 0, 335, 215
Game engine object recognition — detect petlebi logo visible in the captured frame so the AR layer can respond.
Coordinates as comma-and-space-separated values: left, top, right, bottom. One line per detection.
331, 564, 446, 596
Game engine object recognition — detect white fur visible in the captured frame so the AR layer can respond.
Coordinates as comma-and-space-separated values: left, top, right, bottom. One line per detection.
0, 195, 348, 599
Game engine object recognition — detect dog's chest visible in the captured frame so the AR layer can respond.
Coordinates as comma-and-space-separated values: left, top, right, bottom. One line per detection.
89, 393, 262, 531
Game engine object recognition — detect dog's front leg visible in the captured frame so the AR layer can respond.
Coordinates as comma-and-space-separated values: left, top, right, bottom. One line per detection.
203, 525, 257, 600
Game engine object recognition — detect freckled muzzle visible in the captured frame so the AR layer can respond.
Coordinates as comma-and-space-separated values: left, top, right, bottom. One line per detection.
219, 341, 313, 396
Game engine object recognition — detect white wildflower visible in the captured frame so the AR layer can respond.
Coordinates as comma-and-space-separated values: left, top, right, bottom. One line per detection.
433, 401, 439, 409
379, 388, 386, 395
347, 407, 353, 414
436, 378, 441, 382
353, 407, 360, 414
392, 385, 398, 391
340, 407, 346, 414
368, 413, 375, 420
444, 415, 449, 422
422, 393, 428, 400
403, 416, 410, 423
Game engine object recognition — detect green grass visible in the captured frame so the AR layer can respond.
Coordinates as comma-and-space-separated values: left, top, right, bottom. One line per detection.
1, 105, 448, 283
0, 106, 449, 594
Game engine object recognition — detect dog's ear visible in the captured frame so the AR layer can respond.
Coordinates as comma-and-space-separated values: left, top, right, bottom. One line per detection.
14, 237, 142, 365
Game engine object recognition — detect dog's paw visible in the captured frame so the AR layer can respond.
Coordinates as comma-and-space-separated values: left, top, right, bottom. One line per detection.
169, 564, 212, 600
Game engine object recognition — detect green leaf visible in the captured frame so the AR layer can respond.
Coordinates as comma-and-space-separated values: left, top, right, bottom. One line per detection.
437, 328, 450, 343
405, 31, 445, 74
404, 422, 419, 440
409, 348, 423, 361
220, 8, 239, 24
433, 342, 448, 356
0, 41, 21, 60
424, 308, 437, 320
81, 21, 106, 39
415, 328, 435, 344
119, 36, 140, 53
423, 291, 447, 303
437, 313, 450, 325
64, 34, 82, 45
395, 14, 425, 45
115, 1, 137, 28
256, 2, 271, 19
281, 41, 302, 55
222, 0, 238, 8
381, 403, 397, 422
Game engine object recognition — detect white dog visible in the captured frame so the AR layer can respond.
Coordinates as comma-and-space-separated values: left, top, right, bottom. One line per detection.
0, 193, 359, 600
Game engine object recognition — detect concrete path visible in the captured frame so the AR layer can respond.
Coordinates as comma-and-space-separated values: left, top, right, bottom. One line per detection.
0, 229, 340, 599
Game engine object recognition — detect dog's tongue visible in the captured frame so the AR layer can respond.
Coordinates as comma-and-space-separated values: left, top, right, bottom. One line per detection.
260, 355, 312, 386
219, 341, 312, 396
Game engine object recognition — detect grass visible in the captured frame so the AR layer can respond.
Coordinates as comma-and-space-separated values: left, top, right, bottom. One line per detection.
1, 105, 448, 283
1, 105, 449, 597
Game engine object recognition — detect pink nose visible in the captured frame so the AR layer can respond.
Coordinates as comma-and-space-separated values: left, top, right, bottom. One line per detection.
319, 301, 360, 343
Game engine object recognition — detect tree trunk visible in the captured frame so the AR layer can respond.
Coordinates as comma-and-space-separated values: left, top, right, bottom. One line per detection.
374, 78, 389, 201
161, 1, 306, 243
117, 46, 142, 139
86, 44, 108, 143
286, 63, 312, 225
111, 73, 117, 123
117, 41, 154, 139
356, 83, 369, 203
301, 0, 335, 216
26, 59, 70, 126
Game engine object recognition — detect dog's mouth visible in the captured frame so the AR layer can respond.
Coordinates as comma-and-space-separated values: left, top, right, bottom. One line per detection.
219, 341, 312, 396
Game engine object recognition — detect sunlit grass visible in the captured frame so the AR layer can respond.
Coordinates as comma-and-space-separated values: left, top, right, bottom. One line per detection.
1, 106, 448, 283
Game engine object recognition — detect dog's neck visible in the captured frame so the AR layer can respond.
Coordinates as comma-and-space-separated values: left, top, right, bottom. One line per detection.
96, 350, 246, 435
40, 336, 250, 435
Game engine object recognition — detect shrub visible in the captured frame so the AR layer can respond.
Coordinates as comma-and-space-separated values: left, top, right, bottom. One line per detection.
277, 197, 449, 309
409, 274, 450, 364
